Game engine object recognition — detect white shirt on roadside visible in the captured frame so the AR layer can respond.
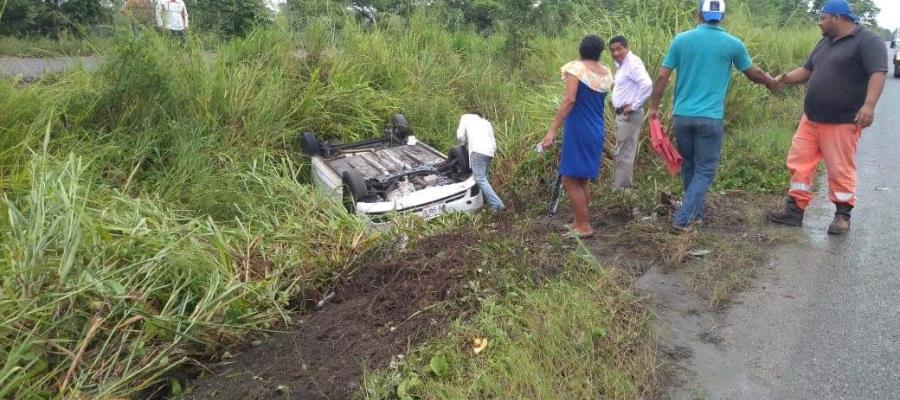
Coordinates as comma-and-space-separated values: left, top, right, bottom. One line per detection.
456, 114, 496, 158
156, 0, 189, 31
611, 51, 653, 110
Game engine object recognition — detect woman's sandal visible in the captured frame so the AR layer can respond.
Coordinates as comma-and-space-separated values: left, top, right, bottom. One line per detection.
562, 229, 594, 239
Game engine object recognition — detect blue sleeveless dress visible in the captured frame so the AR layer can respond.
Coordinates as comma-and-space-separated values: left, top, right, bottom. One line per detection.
559, 80, 607, 179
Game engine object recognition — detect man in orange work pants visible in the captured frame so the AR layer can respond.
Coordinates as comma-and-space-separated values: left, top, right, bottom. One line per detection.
767, 0, 886, 235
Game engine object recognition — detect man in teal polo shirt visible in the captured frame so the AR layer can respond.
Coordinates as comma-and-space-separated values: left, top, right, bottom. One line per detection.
648, 0, 779, 232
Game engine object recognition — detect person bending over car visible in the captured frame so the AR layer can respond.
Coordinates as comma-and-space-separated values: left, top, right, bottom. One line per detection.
456, 112, 505, 212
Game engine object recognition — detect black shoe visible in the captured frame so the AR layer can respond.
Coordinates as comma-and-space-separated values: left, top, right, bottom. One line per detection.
827, 214, 851, 235
827, 203, 853, 235
767, 197, 804, 226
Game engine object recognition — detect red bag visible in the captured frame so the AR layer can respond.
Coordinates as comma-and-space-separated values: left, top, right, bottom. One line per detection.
649, 118, 683, 177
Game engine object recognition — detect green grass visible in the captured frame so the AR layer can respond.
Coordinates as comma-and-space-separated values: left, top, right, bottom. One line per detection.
359, 242, 658, 400
0, 0, 820, 397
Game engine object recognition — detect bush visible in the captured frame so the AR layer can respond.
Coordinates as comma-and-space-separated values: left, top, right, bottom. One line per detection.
0, 0, 112, 37
188, 0, 272, 38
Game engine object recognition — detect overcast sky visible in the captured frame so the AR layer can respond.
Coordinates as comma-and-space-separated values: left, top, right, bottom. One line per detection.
875, 0, 900, 30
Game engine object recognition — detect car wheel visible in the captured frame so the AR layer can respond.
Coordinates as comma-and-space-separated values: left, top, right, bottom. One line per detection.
449, 145, 471, 175
386, 114, 412, 144
341, 170, 369, 212
299, 132, 321, 157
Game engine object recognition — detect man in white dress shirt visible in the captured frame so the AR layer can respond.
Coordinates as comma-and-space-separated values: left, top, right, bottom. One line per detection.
609, 35, 653, 190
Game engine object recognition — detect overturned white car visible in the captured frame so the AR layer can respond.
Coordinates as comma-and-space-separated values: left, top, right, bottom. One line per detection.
299, 114, 484, 223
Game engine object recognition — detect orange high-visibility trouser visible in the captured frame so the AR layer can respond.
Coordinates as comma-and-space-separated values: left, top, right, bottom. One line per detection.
786, 115, 861, 210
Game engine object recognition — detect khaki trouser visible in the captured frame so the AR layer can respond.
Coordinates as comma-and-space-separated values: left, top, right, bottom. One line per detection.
787, 115, 861, 210
613, 107, 645, 189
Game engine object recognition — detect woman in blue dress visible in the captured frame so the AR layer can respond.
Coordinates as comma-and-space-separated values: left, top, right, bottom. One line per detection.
541, 35, 614, 238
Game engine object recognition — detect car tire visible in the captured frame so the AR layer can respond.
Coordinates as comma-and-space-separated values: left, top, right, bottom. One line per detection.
341, 170, 369, 212
386, 114, 411, 144
299, 132, 321, 157
449, 145, 471, 175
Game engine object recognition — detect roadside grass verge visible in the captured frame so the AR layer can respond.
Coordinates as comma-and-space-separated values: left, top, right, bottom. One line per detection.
1, 145, 377, 398
358, 237, 658, 400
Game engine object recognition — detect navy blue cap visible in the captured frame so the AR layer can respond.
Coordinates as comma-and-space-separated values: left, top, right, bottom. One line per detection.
819, 0, 860, 22
699, 0, 725, 22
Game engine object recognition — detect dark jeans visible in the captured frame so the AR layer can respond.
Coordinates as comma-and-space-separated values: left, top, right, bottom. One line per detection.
168, 29, 186, 45
672, 116, 725, 226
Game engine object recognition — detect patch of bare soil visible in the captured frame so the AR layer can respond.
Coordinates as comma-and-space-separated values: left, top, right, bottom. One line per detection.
186, 231, 479, 400
547, 191, 779, 299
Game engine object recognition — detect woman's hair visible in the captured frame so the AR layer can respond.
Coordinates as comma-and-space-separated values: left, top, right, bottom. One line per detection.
579, 35, 606, 61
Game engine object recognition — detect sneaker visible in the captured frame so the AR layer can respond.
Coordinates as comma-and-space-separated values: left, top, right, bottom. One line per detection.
827, 214, 851, 235
670, 223, 692, 234
767, 197, 804, 226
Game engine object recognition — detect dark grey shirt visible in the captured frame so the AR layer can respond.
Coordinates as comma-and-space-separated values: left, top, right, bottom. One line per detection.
804, 25, 888, 124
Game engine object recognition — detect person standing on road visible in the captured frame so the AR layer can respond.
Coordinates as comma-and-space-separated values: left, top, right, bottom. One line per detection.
156, 0, 189, 42
609, 35, 653, 191
648, 0, 779, 232
541, 35, 614, 239
456, 112, 505, 212
766, 0, 887, 235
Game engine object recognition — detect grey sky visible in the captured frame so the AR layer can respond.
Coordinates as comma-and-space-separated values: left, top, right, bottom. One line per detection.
875, 0, 900, 30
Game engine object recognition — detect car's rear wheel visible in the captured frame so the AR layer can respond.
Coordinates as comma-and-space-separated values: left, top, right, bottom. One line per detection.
449, 145, 471, 175
341, 170, 369, 213
386, 114, 411, 144
299, 132, 321, 156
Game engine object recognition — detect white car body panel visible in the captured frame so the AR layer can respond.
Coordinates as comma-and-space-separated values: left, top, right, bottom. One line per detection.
309, 136, 483, 223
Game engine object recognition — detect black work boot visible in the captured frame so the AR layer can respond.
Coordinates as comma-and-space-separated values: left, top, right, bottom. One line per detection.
767, 196, 804, 226
827, 203, 853, 235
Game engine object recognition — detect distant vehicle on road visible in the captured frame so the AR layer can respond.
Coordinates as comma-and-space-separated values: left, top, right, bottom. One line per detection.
893, 34, 900, 78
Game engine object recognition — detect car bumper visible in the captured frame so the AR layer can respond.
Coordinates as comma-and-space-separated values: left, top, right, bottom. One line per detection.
355, 178, 484, 223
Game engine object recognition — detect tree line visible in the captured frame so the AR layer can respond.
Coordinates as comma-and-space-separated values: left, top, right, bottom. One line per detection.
0, 0, 889, 40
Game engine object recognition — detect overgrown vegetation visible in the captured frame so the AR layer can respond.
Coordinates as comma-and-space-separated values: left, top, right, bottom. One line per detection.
0, 0, 822, 397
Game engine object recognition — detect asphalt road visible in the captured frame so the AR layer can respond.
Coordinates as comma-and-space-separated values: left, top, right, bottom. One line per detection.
0, 56, 99, 79
646, 58, 900, 399
748, 61, 900, 400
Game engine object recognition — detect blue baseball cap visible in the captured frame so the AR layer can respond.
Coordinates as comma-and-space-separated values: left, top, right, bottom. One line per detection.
699, 0, 725, 22
818, 0, 860, 22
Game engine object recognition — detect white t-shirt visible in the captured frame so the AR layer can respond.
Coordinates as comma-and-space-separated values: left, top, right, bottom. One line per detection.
156, 0, 189, 31
456, 114, 496, 158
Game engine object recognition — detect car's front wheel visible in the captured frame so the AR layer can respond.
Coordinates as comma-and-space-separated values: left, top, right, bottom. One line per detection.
386, 114, 412, 144
341, 170, 369, 213
299, 132, 321, 157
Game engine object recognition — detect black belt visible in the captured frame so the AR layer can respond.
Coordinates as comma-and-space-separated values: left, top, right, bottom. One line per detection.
615, 106, 642, 115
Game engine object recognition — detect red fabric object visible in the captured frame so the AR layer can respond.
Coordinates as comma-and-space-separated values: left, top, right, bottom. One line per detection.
649, 118, 683, 177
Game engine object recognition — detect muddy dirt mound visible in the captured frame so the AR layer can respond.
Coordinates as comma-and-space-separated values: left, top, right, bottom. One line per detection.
187, 231, 478, 400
